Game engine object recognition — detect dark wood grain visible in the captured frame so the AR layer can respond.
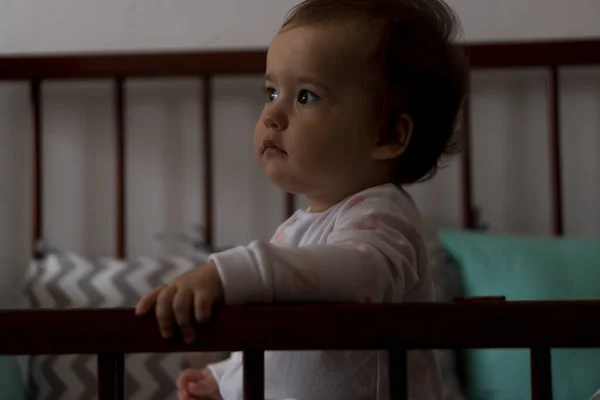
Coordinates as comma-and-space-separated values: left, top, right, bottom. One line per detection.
285, 192, 295, 219
243, 350, 265, 400
202, 76, 214, 248
30, 80, 43, 255
460, 98, 475, 229
530, 347, 553, 400
97, 353, 125, 400
114, 78, 126, 258
389, 347, 408, 400
0, 302, 599, 356
464, 39, 600, 68
548, 67, 564, 236
0, 50, 267, 79
2, 40, 600, 80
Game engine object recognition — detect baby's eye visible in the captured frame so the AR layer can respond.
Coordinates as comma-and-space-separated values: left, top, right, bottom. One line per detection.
266, 87, 278, 102
298, 90, 319, 105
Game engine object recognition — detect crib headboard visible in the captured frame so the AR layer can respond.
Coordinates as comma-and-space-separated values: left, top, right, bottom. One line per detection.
1, 38, 599, 259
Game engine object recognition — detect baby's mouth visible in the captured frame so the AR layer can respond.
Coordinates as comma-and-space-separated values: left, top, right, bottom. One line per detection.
262, 140, 287, 155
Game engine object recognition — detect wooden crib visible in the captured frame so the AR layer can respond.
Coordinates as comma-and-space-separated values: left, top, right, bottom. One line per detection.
0, 39, 599, 399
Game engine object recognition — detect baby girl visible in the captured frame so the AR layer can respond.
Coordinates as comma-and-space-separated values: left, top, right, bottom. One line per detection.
136, 0, 468, 398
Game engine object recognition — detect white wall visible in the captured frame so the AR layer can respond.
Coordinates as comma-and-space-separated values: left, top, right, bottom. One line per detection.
0, 1, 599, 306
1, 0, 600, 54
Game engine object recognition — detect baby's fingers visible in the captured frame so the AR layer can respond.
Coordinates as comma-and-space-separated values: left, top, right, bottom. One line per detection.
194, 292, 215, 323
156, 285, 178, 338
173, 288, 195, 344
135, 285, 165, 316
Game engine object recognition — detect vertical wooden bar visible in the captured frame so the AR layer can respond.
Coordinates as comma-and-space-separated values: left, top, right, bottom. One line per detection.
388, 347, 408, 400
202, 76, 214, 248
97, 353, 125, 400
548, 67, 564, 236
284, 192, 295, 219
30, 80, 43, 256
456, 83, 475, 400
114, 78, 126, 258
530, 347, 553, 400
243, 350, 264, 400
460, 98, 475, 229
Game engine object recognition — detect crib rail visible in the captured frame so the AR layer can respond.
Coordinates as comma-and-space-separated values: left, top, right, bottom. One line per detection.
0, 300, 598, 400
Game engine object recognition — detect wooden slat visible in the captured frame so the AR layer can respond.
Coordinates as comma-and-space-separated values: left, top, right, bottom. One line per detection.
464, 40, 600, 69
30, 80, 43, 255
243, 350, 265, 400
285, 192, 295, 219
388, 347, 408, 400
0, 51, 267, 80
97, 353, 125, 400
202, 76, 214, 248
114, 78, 126, 258
2, 40, 600, 80
548, 67, 564, 236
530, 347, 553, 400
460, 99, 475, 229
0, 302, 600, 355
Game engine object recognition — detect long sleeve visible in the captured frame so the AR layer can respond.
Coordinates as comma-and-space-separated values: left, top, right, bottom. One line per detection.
208, 192, 424, 305
207, 353, 241, 384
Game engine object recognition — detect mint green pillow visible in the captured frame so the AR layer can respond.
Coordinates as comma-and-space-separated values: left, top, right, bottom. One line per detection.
0, 356, 26, 400
439, 229, 600, 400
0, 287, 28, 400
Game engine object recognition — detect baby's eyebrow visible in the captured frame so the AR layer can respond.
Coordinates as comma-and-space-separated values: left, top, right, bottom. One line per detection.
264, 73, 334, 95
294, 76, 335, 97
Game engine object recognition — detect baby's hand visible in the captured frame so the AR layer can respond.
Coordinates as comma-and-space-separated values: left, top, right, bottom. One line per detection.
135, 262, 224, 343
178, 368, 222, 400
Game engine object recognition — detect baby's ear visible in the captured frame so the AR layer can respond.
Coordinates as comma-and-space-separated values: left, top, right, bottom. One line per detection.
370, 113, 413, 161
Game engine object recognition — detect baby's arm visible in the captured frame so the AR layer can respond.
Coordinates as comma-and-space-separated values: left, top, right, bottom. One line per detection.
210, 196, 422, 305
135, 193, 423, 343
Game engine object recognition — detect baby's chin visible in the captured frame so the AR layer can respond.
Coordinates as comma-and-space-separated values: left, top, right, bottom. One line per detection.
261, 164, 305, 195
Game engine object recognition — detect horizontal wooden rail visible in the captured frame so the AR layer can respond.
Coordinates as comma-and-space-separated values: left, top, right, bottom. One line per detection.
464, 39, 600, 68
0, 301, 599, 355
1, 301, 598, 399
0, 50, 267, 79
1, 39, 600, 80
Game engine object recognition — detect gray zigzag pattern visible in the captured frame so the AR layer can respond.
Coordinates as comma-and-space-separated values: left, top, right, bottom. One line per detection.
48, 254, 76, 308
28, 355, 40, 399
146, 353, 178, 400
124, 355, 141, 399
24, 260, 43, 309
180, 357, 191, 370
76, 257, 106, 307
112, 259, 145, 306
72, 355, 96, 400
40, 355, 67, 400
147, 257, 178, 288
28, 253, 196, 400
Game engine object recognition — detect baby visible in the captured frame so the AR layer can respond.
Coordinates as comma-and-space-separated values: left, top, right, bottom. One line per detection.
136, 0, 468, 399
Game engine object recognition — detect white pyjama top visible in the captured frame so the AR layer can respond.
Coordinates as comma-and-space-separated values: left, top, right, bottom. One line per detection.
207, 183, 443, 400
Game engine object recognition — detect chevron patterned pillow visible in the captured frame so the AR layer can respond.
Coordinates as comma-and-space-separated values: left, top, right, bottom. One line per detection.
24, 251, 208, 400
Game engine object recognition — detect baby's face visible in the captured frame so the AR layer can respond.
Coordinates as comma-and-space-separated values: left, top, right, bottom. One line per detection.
254, 22, 384, 210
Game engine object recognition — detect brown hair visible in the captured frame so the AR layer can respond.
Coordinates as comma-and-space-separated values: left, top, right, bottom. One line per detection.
282, 0, 469, 184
